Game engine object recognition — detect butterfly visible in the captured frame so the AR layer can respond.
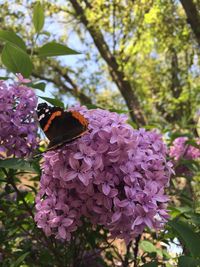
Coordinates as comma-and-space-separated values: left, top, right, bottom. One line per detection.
37, 103, 89, 149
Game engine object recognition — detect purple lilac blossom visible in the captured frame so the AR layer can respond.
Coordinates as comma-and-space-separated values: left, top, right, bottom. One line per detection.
169, 136, 200, 176
0, 77, 38, 158
169, 137, 200, 161
35, 106, 173, 244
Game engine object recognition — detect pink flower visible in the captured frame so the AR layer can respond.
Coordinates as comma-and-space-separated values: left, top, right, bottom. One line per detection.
35, 106, 172, 244
16, 73, 31, 83
169, 136, 200, 176
170, 136, 200, 160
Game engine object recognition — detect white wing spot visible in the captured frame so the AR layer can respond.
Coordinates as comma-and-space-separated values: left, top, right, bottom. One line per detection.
39, 114, 45, 121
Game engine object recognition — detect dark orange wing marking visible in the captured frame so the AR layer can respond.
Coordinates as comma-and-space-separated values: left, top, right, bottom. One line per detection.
71, 111, 88, 127
44, 111, 62, 132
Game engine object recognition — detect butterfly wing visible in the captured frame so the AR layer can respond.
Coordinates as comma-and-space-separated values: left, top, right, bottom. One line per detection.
37, 103, 88, 149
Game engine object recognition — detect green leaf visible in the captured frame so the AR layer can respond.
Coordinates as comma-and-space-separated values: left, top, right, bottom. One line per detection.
166, 264, 174, 267
185, 140, 200, 149
10, 252, 30, 267
85, 103, 105, 110
140, 240, 157, 253
190, 214, 200, 226
0, 30, 26, 51
33, 2, 45, 33
178, 256, 200, 267
25, 192, 34, 204
169, 219, 200, 258
178, 158, 199, 172
109, 108, 129, 114
23, 184, 37, 194
169, 206, 183, 218
141, 262, 158, 267
38, 42, 79, 57
155, 248, 163, 257
169, 206, 192, 219
1, 43, 33, 77
30, 82, 46, 91
40, 30, 51, 37
0, 76, 9, 80
197, 116, 200, 138
169, 132, 192, 143
0, 159, 36, 172
162, 249, 171, 260
38, 96, 64, 108
175, 206, 192, 213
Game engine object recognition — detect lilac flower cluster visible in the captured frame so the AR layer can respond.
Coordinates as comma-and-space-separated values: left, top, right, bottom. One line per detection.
169, 137, 200, 176
0, 78, 38, 158
35, 106, 173, 243
169, 137, 200, 161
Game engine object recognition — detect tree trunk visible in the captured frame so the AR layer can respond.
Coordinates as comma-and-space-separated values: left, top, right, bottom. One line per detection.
180, 0, 200, 47
68, 0, 146, 126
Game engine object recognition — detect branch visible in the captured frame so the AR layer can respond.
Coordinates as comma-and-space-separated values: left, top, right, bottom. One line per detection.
3, 169, 35, 219
68, 0, 146, 126
133, 234, 141, 267
112, 0, 117, 54
180, 0, 200, 47
32, 69, 92, 105
32, 71, 74, 94
170, 47, 181, 99
123, 241, 133, 267
51, 64, 79, 95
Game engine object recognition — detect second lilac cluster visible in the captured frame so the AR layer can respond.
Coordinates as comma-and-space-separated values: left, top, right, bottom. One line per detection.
35, 107, 173, 244
169, 136, 200, 176
0, 79, 38, 158
169, 137, 200, 161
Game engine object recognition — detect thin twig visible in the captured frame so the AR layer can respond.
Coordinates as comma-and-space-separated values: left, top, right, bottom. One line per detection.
3, 168, 35, 219
112, 0, 116, 54
123, 241, 133, 267
133, 234, 142, 267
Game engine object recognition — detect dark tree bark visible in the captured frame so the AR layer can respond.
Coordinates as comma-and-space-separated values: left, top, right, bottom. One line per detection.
170, 48, 181, 99
68, 0, 146, 126
32, 70, 93, 106
48, 64, 93, 105
180, 0, 200, 47
164, 48, 183, 122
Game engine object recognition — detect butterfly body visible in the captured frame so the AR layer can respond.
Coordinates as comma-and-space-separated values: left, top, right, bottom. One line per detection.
37, 103, 88, 149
